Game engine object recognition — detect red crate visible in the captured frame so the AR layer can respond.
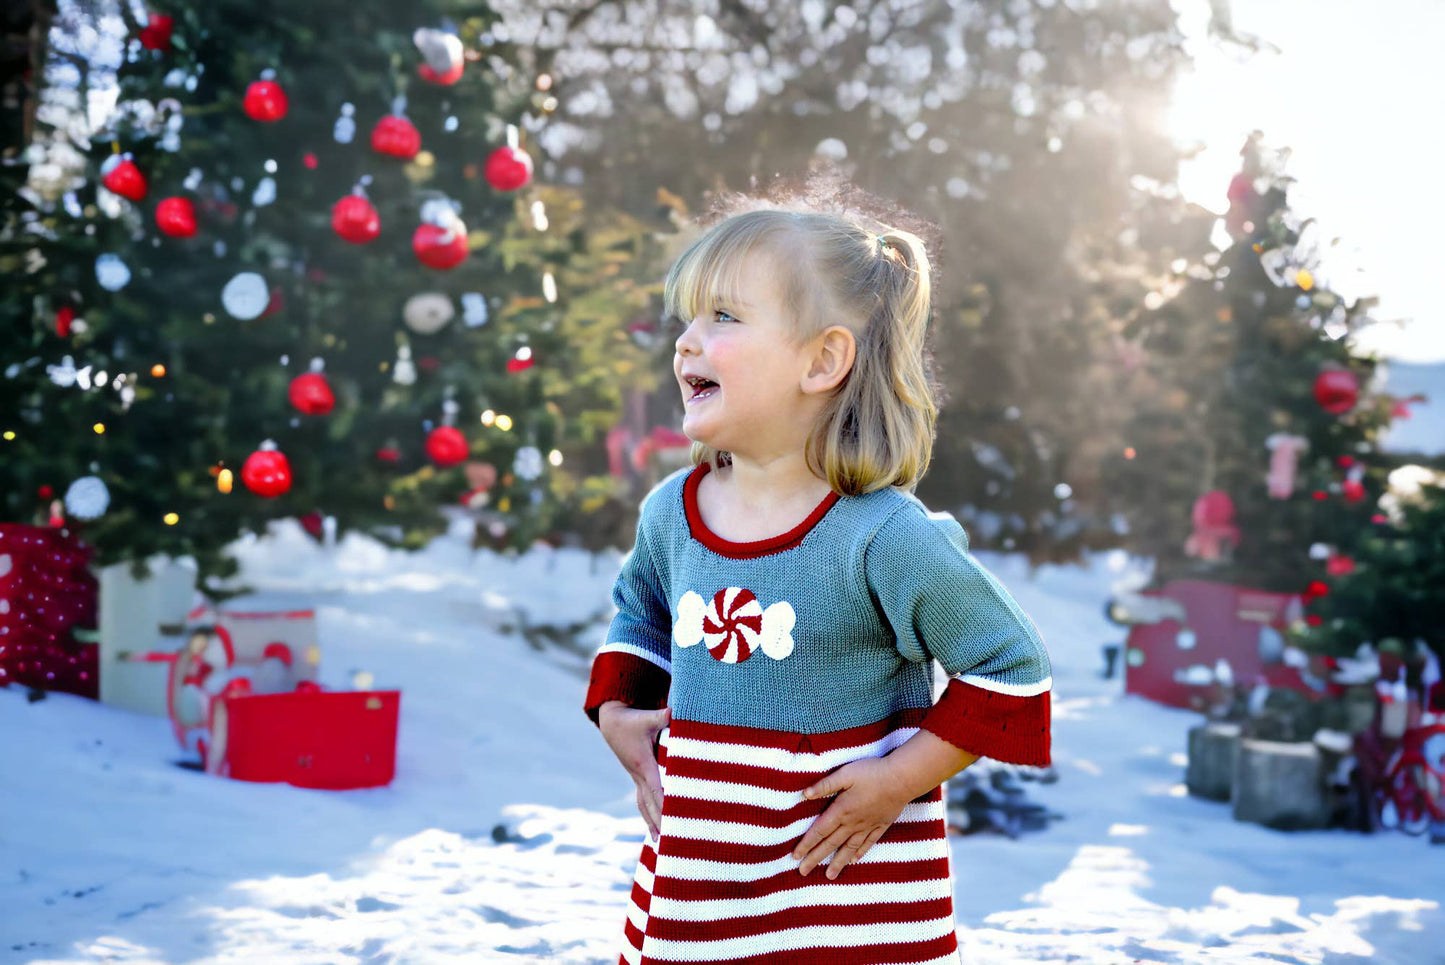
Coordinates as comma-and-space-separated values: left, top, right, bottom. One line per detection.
208, 689, 400, 790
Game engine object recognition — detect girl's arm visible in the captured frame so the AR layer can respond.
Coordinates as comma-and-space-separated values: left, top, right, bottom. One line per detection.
791, 729, 979, 878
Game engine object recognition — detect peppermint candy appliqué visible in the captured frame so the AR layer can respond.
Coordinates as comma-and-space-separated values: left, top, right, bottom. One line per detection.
674, 588, 795, 663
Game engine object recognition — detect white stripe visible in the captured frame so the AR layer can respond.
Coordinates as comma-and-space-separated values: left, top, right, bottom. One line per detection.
663, 727, 918, 773
599, 640, 672, 674
621, 938, 642, 965
626, 899, 647, 933
662, 799, 943, 848
653, 838, 949, 885
663, 774, 805, 811
648, 877, 953, 923
952, 673, 1052, 697
642, 916, 958, 961
635, 861, 655, 895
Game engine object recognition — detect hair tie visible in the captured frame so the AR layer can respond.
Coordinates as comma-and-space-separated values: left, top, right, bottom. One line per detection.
876, 234, 889, 253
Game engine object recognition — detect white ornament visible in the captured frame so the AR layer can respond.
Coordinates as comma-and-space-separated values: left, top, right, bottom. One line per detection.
221, 271, 269, 319
64, 475, 110, 519
420, 198, 461, 227
461, 292, 489, 327
47, 356, 79, 388
402, 293, 455, 335
334, 103, 356, 144
513, 445, 544, 481
393, 345, 417, 386
542, 271, 557, 303
413, 27, 464, 74
95, 254, 131, 291
251, 176, 277, 207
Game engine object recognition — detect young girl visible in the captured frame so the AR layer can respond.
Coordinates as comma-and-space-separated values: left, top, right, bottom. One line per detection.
585, 205, 1052, 964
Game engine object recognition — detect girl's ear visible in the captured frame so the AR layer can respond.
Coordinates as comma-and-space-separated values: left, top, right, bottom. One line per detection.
802, 326, 856, 395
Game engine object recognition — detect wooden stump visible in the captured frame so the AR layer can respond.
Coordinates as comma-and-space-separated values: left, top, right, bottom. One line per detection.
1232, 738, 1329, 830
1186, 721, 1241, 802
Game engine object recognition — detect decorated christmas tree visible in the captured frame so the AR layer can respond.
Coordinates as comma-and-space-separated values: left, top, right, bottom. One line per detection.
3, 1, 661, 587
1100, 133, 1397, 592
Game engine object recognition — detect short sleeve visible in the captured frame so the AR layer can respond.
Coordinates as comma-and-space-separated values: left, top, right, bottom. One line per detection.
583, 492, 673, 726
864, 504, 1052, 765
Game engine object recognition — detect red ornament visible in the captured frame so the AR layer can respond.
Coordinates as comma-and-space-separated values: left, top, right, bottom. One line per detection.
1312, 490, 1328, 501
262, 287, 285, 318
1302, 580, 1330, 603
506, 356, 535, 373
331, 195, 380, 244
294, 679, 323, 694
1325, 553, 1355, 577
154, 197, 197, 238
1341, 478, 1367, 504
102, 158, 147, 201
243, 80, 288, 122
1371, 513, 1389, 524
370, 115, 421, 159
288, 373, 335, 415
138, 14, 173, 50
37, 485, 54, 499
1304, 614, 1323, 628
376, 447, 401, 463
1184, 490, 1240, 561
55, 305, 74, 338
299, 512, 324, 541
302, 152, 318, 169
1313, 369, 1359, 415
419, 61, 464, 85
425, 427, 469, 467
1336, 455, 1356, 469
412, 223, 468, 269
241, 449, 292, 498
483, 145, 533, 191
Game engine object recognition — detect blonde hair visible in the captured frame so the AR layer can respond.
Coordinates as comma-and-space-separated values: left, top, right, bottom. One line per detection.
664, 206, 939, 496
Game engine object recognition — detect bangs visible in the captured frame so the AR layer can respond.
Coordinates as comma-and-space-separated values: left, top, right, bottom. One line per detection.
663, 216, 776, 326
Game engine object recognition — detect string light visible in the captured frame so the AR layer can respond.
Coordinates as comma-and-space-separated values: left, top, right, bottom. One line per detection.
217, 468, 233, 493
93, 423, 106, 434
480, 409, 496, 426
495, 415, 513, 431
548, 449, 563, 466
163, 512, 179, 525
151, 363, 166, 377
1124, 447, 1137, 460
2, 430, 14, 441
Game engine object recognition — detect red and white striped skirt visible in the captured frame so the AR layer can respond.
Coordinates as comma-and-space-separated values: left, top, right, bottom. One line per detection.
617, 710, 961, 964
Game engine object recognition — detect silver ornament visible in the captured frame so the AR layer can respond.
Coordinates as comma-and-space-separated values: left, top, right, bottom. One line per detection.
95, 254, 131, 291
221, 271, 269, 319
64, 475, 111, 520
461, 292, 488, 327
513, 445, 544, 481
402, 293, 455, 335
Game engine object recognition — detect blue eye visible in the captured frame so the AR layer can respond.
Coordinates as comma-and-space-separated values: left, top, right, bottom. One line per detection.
714, 310, 737, 323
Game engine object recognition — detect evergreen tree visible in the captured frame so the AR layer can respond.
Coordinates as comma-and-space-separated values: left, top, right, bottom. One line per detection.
1100, 133, 1395, 591
3, 0, 655, 586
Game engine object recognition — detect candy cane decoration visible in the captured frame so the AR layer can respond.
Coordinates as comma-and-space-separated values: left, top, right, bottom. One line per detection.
675, 588, 796, 663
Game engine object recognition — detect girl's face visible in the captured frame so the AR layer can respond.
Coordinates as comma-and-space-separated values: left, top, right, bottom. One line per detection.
672, 252, 816, 460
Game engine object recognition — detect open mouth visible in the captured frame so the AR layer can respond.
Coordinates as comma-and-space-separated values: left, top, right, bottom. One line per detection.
685, 376, 719, 402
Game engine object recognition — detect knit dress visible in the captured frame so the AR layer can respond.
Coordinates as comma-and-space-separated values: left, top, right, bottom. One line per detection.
584, 462, 1053, 965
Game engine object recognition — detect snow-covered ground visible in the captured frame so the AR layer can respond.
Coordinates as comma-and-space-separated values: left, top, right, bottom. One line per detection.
2, 519, 1442, 964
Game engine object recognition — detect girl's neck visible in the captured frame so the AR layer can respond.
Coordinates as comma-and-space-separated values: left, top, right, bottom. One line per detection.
709, 452, 834, 513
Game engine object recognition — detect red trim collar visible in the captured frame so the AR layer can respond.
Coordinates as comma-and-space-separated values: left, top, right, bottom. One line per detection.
683, 461, 841, 559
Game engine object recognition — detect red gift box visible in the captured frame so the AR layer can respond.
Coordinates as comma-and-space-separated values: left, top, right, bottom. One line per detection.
207, 689, 400, 790
0, 523, 99, 699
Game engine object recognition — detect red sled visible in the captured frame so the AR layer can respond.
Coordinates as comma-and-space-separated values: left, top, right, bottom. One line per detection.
207, 690, 400, 790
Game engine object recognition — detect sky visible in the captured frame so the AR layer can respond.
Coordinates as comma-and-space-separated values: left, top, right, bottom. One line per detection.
1168, 0, 1445, 363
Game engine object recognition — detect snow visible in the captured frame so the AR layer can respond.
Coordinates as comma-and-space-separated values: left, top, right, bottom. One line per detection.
3, 521, 1442, 964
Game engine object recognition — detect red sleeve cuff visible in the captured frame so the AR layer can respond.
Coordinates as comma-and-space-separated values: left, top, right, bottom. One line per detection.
919, 677, 1051, 766
584, 651, 671, 726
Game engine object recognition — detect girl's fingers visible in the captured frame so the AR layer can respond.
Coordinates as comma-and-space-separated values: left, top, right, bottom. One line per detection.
799, 825, 853, 877
855, 825, 887, 863
826, 830, 875, 879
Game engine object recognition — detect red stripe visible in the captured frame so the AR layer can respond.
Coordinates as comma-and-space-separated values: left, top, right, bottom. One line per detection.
630, 881, 652, 914
639, 929, 958, 965
684, 461, 841, 559
661, 785, 941, 829
640, 845, 657, 873
623, 915, 644, 951
584, 651, 671, 725
920, 678, 1051, 766
667, 709, 929, 754
660, 818, 947, 865
645, 895, 955, 942
651, 857, 952, 902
